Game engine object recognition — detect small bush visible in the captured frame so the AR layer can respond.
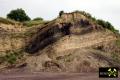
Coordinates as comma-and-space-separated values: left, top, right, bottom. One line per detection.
33, 17, 43, 21
96, 19, 119, 33
5, 53, 17, 64
0, 50, 23, 65
59, 11, 64, 17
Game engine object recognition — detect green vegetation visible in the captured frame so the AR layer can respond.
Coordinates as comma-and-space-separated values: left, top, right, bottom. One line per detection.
0, 9, 119, 32
0, 8, 46, 27
0, 17, 46, 27
0, 50, 23, 65
23, 20, 46, 27
33, 17, 43, 21
7, 8, 31, 22
75, 10, 96, 21
4, 53, 17, 64
0, 17, 19, 25
96, 19, 119, 33
74, 11, 119, 33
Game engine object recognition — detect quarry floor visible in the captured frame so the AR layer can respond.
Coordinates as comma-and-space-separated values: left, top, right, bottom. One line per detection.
0, 72, 119, 80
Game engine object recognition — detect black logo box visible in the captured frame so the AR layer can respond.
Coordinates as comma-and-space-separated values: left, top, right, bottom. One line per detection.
99, 67, 119, 78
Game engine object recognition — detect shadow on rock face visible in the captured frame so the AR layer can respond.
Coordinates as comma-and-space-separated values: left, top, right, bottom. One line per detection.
25, 23, 72, 54
25, 18, 101, 54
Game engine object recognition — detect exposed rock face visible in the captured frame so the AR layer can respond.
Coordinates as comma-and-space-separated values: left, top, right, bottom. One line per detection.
0, 23, 26, 53
25, 12, 103, 54
0, 11, 120, 72
0, 23, 25, 33
23, 11, 120, 72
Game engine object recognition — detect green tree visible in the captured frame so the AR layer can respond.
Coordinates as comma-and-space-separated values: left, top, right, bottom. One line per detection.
7, 8, 31, 22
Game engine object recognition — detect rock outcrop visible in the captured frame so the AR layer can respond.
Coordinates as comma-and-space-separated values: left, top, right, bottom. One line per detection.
0, 11, 120, 72
25, 11, 104, 53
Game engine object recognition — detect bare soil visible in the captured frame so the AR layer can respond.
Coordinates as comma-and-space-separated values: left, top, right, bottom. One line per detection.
0, 72, 119, 80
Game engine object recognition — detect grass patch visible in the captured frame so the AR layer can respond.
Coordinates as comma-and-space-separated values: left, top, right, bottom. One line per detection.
0, 50, 24, 65
0, 17, 47, 27
0, 17, 20, 25
23, 20, 47, 27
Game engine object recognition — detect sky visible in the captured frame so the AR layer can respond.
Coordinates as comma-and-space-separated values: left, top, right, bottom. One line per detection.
0, 0, 120, 31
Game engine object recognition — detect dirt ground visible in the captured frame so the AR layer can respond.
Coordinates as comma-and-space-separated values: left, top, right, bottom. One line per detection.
0, 72, 119, 80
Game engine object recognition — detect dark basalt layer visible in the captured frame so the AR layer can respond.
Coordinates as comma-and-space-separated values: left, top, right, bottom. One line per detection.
25, 23, 72, 53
